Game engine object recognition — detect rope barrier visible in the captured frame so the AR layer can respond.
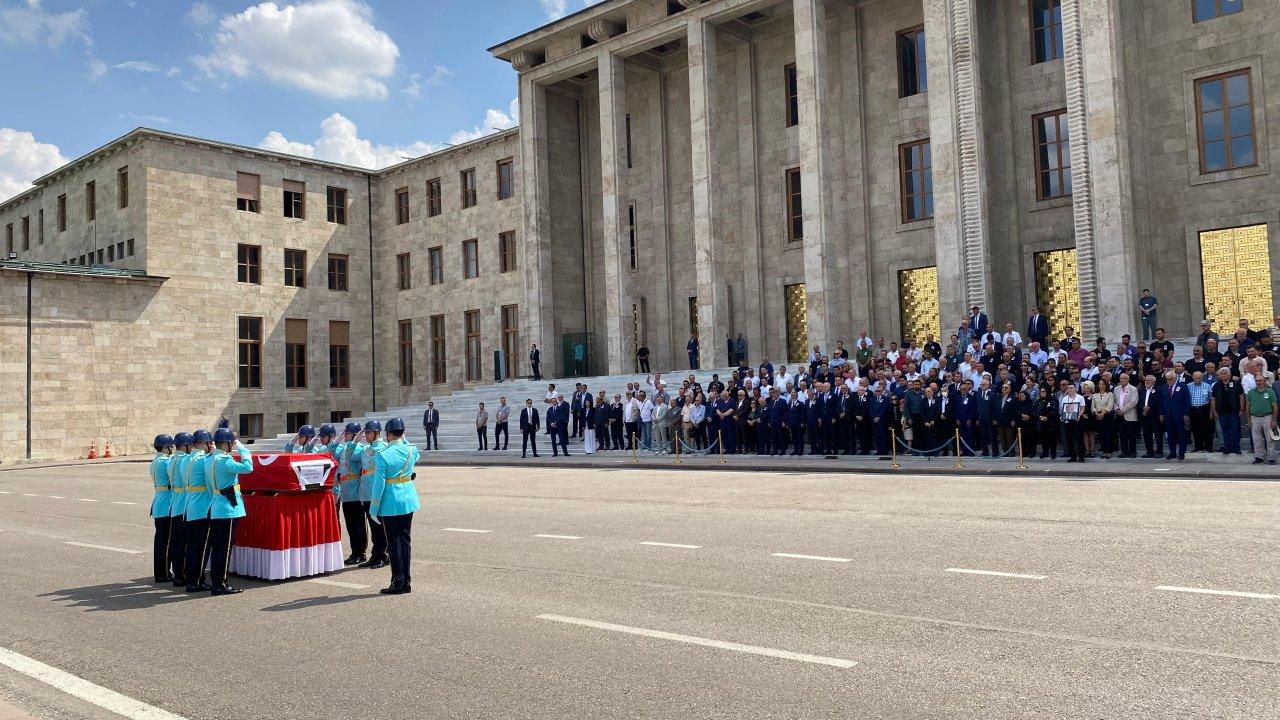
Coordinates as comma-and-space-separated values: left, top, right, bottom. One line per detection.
893, 435, 954, 456
959, 434, 1021, 458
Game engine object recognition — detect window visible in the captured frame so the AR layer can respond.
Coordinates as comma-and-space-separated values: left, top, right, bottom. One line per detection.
283, 179, 305, 219
397, 252, 412, 290
21, 216, 29, 251
327, 254, 348, 291
78, 254, 85, 265
784, 64, 799, 127
85, 181, 96, 221
502, 305, 519, 376
108, 245, 115, 262
627, 204, 637, 270
395, 187, 409, 224
497, 158, 514, 200
117, 167, 129, 209
897, 27, 927, 97
96, 249, 104, 264
127, 238, 134, 256
1031, 0, 1063, 63
236, 172, 261, 213
329, 320, 350, 389
427, 178, 442, 217
463, 239, 479, 278
1196, 70, 1256, 173
785, 168, 803, 242
329, 411, 350, 424
431, 315, 446, 383
1034, 110, 1072, 199
237, 316, 263, 389
899, 140, 934, 222
284, 248, 306, 287
499, 231, 517, 273
115, 241, 124, 260
465, 309, 482, 381
625, 114, 634, 168
326, 186, 347, 224
428, 246, 443, 285
461, 168, 477, 208
57, 194, 66, 231
1194, 0, 1243, 22
286, 412, 309, 434
398, 320, 414, 386
285, 318, 308, 389
4, 224, 11, 256
238, 414, 263, 439
237, 244, 261, 284
37, 209, 43, 244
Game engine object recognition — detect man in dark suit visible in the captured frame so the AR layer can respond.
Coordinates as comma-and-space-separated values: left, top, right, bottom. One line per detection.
607, 395, 625, 450
571, 384, 584, 439
547, 396, 570, 456
520, 399, 541, 458
422, 402, 439, 450
767, 388, 787, 455
687, 333, 700, 370
1026, 305, 1050, 349
1160, 370, 1190, 460
529, 344, 542, 381
1137, 375, 1163, 458
969, 306, 989, 337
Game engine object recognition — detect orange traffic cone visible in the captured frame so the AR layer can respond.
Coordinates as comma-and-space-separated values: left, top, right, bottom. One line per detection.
103, 440, 114, 459
87, 440, 99, 460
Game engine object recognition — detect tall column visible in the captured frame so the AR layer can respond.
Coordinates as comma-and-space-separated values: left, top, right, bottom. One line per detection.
793, 0, 848, 352
924, 0, 993, 332
598, 52, 633, 374
1062, 0, 1138, 340
518, 74, 558, 376
687, 17, 729, 368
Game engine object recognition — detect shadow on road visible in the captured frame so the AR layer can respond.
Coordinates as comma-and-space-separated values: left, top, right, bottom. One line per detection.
40, 577, 202, 612
260, 594, 378, 612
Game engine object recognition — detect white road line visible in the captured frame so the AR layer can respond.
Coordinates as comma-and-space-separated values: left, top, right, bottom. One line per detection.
945, 568, 1047, 580
0, 645, 188, 720
48, 495, 67, 499
112, 501, 137, 505
639, 541, 701, 549
1155, 585, 1278, 600
76, 498, 100, 503
0, 491, 11, 494
538, 614, 857, 669
772, 553, 852, 563
307, 578, 370, 590
443, 527, 491, 534
534, 534, 583, 540
63, 542, 142, 555
20, 493, 37, 497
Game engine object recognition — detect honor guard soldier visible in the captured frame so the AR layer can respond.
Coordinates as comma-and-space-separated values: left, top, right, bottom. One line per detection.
312, 424, 339, 455
149, 435, 175, 583
207, 428, 252, 595
335, 422, 369, 565
284, 424, 317, 452
166, 432, 194, 586
358, 420, 389, 569
183, 430, 215, 593
368, 418, 421, 595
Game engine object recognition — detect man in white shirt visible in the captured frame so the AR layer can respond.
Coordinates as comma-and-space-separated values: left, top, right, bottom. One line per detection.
623, 394, 641, 449
775, 367, 793, 393
855, 331, 873, 349
638, 391, 655, 449
544, 383, 558, 405
1001, 323, 1023, 349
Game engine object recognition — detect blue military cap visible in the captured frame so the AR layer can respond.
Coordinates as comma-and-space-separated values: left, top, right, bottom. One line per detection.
363, 420, 382, 432
344, 422, 361, 434
385, 418, 405, 433
193, 429, 213, 444
319, 424, 337, 437
153, 434, 174, 451
174, 432, 194, 446
297, 425, 316, 439
213, 428, 235, 444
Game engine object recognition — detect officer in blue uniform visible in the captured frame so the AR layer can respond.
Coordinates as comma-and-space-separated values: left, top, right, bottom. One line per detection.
358, 420, 389, 569
207, 428, 252, 595
149, 434, 175, 583
284, 424, 317, 452
166, 432, 193, 586
335, 422, 369, 565
183, 430, 215, 593
368, 418, 421, 595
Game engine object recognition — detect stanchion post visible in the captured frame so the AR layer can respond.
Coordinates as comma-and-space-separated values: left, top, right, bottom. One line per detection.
674, 431, 682, 465
954, 429, 965, 470
890, 428, 901, 469
718, 430, 726, 464
1016, 428, 1028, 470
632, 432, 638, 464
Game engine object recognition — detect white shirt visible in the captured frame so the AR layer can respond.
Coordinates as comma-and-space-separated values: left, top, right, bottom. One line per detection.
776, 372, 793, 391
623, 398, 640, 422
886, 350, 901, 364
639, 399, 655, 422
1059, 393, 1084, 419
906, 347, 923, 363
1080, 366, 1100, 381
919, 358, 939, 376
981, 332, 1002, 347
544, 390, 558, 404
1002, 331, 1023, 348
855, 337, 873, 349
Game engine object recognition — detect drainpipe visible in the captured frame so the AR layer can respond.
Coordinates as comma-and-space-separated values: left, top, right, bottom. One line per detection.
366, 174, 377, 412
26, 271, 32, 459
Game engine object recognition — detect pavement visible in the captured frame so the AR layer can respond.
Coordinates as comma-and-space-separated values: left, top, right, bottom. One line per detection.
0, 463, 1276, 719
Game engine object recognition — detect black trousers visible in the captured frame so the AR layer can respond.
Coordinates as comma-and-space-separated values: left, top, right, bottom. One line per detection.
153, 516, 172, 580
168, 515, 187, 581
495, 421, 509, 450
609, 423, 623, 449
476, 427, 488, 449
423, 425, 438, 450
624, 421, 638, 449
1141, 416, 1164, 455
522, 430, 538, 456
531, 362, 541, 380
1063, 420, 1084, 461
383, 512, 414, 584
639, 358, 650, 373
363, 501, 388, 560
554, 431, 569, 455
1119, 419, 1138, 457
1190, 405, 1214, 451
207, 518, 238, 588
342, 501, 368, 556
184, 516, 211, 585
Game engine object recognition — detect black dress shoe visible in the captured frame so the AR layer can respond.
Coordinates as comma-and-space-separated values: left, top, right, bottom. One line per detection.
380, 578, 406, 595
344, 555, 366, 566
401, 583, 412, 594
210, 585, 243, 596
1140, 453, 1154, 458
154, 576, 171, 584
359, 556, 386, 568
185, 583, 211, 593
1165, 454, 1177, 460
366, 559, 389, 569
171, 577, 186, 587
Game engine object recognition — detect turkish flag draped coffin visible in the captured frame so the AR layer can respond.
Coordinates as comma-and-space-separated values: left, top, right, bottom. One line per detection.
231, 453, 343, 580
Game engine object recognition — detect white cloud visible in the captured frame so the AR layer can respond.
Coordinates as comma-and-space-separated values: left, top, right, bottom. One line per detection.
0, 127, 68, 203
404, 64, 450, 98
185, 1, 215, 26
447, 98, 519, 145
193, 0, 399, 100
540, 0, 607, 21
118, 113, 172, 126
0, 0, 91, 48
113, 60, 160, 72
257, 113, 443, 169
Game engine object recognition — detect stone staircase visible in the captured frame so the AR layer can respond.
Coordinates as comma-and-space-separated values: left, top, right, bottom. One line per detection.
253, 366, 741, 454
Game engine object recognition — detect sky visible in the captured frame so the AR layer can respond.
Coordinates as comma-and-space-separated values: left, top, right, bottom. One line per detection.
0, 0, 606, 201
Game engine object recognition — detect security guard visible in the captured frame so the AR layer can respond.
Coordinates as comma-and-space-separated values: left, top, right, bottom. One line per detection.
284, 424, 317, 452
358, 420, 389, 569
149, 434, 175, 583
207, 428, 252, 596
183, 429, 214, 593
368, 417, 421, 595
335, 422, 368, 565
166, 432, 194, 586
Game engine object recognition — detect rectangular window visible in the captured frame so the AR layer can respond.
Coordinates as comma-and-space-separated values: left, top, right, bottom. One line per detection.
37, 209, 43, 244
463, 239, 479, 279
127, 238, 134, 256
237, 244, 261, 284
427, 178, 442, 217
627, 203, 637, 269
428, 246, 443, 285
461, 168, 477, 208
78, 254, 85, 265
395, 187, 410, 224
284, 248, 306, 288
465, 309, 482, 381
327, 253, 348, 291
785, 168, 803, 242
784, 63, 799, 127
497, 158, 514, 200
4, 224, 11, 257
21, 216, 29, 251
397, 252, 412, 290
625, 114, 634, 168
1196, 69, 1256, 173
499, 231, 517, 273
329, 411, 349, 424
116, 241, 124, 259
1031, 0, 1063, 64
108, 244, 115, 262
502, 305, 519, 376
283, 179, 305, 219
286, 412, 309, 434
117, 167, 129, 209
899, 139, 934, 222
237, 316, 263, 389
236, 172, 261, 213
285, 318, 308, 389
431, 314, 446, 383
897, 27, 927, 97
1034, 110, 1072, 199
398, 320, 414, 386
1194, 0, 1243, 22
57, 194, 66, 231
326, 186, 347, 224
85, 181, 96, 221
238, 414, 263, 439
329, 320, 350, 389
96, 249, 104, 264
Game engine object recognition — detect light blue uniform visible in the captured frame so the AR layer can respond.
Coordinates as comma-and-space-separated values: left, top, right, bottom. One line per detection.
283, 439, 315, 453
166, 451, 188, 517
369, 439, 421, 518
357, 440, 386, 502
335, 440, 363, 502
183, 450, 213, 521
149, 453, 172, 519
208, 446, 253, 520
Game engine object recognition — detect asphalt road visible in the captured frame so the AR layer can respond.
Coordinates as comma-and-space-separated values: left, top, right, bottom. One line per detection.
0, 463, 1275, 719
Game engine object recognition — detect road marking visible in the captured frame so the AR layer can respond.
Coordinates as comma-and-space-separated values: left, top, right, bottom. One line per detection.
1155, 585, 1277, 600
443, 527, 491, 534
76, 498, 100, 503
20, 493, 37, 497
112, 501, 137, 505
0, 645, 188, 720
772, 553, 852, 563
538, 614, 857, 669
48, 495, 67, 499
63, 542, 141, 555
534, 534, 583, 540
307, 578, 369, 590
0, 491, 10, 494
945, 568, 1047, 580
639, 541, 701, 549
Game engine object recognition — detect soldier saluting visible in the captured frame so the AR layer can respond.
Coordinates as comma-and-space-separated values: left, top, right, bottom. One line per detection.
368, 418, 421, 595
205, 428, 252, 596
